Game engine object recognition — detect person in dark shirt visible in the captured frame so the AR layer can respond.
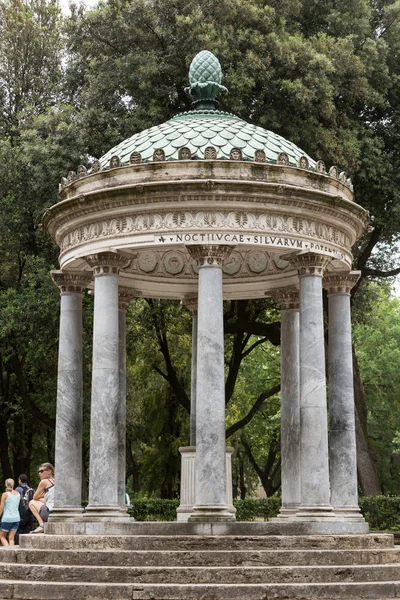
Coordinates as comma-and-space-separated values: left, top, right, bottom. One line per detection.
15, 474, 33, 538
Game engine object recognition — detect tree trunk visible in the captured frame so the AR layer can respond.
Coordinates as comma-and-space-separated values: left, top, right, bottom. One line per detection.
353, 349, 381, 495
239, 453, 246, 500
0, 418, 12, 479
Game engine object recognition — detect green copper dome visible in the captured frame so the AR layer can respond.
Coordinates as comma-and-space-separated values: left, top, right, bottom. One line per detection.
99, 51, 316, 171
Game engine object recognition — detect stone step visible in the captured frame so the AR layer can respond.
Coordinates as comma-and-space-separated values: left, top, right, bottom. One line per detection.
18, 533, 394, 551
0, 579, 399, 599
2, 562, 400, 584
3, 547, 400, 567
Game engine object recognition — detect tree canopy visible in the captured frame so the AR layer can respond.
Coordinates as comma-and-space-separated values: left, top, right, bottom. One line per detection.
0, 0, 400, 497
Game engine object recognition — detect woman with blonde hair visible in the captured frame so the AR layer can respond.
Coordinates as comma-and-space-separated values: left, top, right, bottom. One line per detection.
0, 478, 21, 546
29, 463, 55, 534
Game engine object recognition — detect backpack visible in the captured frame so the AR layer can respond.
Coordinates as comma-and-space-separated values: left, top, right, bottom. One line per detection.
18, 486, 34, 521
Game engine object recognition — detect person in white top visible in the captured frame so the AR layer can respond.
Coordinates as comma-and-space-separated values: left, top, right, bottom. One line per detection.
29, 463, 55, 534
0, 479, 21, 546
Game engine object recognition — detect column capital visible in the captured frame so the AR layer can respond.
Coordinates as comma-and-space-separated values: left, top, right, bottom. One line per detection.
181, 295, 198, 315
187, 245, 234, 267
323, 271, 361, 295
85, 252, 130, 276
289, 253, 332, 277
51, 270, 92, 294
271, 288, 300, 310
118, 286, 141, 310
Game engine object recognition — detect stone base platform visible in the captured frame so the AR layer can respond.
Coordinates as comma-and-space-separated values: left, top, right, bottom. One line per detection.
0, 531, 398, 599
44, 519, 369, 536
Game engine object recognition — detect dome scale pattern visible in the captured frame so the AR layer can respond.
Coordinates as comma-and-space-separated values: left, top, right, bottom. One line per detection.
100, 109, 316, 170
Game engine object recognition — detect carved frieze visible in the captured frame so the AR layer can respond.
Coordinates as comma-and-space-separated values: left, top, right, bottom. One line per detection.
59, 210, 351, 256
125, 248, 286, 280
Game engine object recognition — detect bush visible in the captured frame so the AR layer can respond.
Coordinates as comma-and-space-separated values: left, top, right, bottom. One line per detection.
129, 498, 179, 521
127, 495, 400, 529
128, 497, 281, 521
359, 495, 400, 530
233, 497, 281, 521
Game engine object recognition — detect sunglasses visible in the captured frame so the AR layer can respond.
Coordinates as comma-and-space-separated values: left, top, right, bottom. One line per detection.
38, 469, 48, 474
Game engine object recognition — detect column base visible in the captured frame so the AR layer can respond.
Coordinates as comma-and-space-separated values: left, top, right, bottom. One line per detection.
177, 446, 236, 522
332, 507, 367, 522
291, 505, 337, 521
83, 505, 133, 522
272, 507, 299, 521
188, 505, 236, 523
48, 507, 84, 522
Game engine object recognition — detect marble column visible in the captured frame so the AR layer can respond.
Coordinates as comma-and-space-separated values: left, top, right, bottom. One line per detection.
273, 288, 301, 519
85, 252, 130, 520
50, 271, 92, 521
182, 295, 198, 446
117, 288, 139, 508
289, 253, 335, 519
187, 245, 235, 522
324, 272, 365, 522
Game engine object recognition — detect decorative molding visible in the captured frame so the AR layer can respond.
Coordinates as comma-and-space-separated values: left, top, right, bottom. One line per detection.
125, 248, 287, 280
329, 166, 338, 179
130, 152, 142, 164
85, 252, 130, 276
49, 177, 368, 238
179, 147, 191, 160
230, 148, 242, 161
186, 245, 234, 267
92, 159, 101, 173
110, 156, 121, 169
153, 149, 165, 162
254, 150, 266, 162
289, 253, 332, 277
277, 152, 289, 166
204, 147, 217, 159
323, 271, 361, 295
118, 286, 141, 309
181, 295, 198, 315
298, 156, 309, 170
51, 270, 92, 294
59, 210, 351, 254
271, 288, 300, 310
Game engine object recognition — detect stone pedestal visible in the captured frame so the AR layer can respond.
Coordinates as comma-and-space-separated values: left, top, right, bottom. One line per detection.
50, 271, 92, 521
85, 252, 131, 521
186, 245, 235, 523
177, 447, 236, 521
324, 273, 365, 523
289, 254, 335, 521
272, 289, 301, 520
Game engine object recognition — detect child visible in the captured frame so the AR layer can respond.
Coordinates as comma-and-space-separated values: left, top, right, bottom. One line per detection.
0, 479, 21, 546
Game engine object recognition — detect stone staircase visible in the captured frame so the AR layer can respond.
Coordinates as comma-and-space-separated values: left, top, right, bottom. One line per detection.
1, 532, 400, 599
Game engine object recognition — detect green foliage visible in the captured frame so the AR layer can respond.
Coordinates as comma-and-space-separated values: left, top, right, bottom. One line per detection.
129, 498, 180, 522
127, 495, 400, 530
233, 497, 281, 521
353, 284, 400, 493
127, 497, 282, 522
1, 0, 400, 495
359, 495, 400, 530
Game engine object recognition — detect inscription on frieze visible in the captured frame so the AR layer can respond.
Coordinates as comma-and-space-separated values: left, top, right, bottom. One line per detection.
157, 233, 344, 260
